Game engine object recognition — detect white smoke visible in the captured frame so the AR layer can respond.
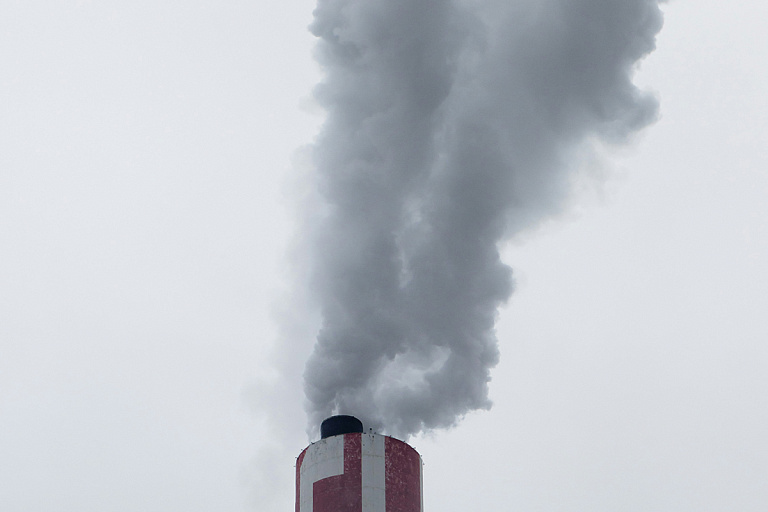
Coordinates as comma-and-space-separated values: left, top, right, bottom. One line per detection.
301, 0, 663, 439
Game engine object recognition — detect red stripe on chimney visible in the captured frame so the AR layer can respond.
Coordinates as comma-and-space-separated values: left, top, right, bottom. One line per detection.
385, 437, 421, 512
296, 449, 306, 512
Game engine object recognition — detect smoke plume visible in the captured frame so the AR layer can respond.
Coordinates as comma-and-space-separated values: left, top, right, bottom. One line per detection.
301, 0, 663, 438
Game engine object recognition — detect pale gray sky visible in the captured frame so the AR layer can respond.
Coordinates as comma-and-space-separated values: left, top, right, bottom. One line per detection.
1, 1, 767, 511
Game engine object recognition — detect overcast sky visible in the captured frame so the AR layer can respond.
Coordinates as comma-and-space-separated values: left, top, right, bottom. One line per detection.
1, 1, 767, 511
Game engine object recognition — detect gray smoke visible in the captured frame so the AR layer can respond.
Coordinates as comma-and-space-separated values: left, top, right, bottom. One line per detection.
301, 0, 663, 439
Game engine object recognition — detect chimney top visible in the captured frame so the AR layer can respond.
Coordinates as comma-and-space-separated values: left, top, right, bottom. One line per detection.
320, 415, 363, 439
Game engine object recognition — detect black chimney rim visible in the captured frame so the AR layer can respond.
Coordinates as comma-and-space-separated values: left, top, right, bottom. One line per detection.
320, 415, 364, 439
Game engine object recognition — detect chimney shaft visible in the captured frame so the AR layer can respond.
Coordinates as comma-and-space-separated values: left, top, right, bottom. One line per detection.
296, 416, 423, 512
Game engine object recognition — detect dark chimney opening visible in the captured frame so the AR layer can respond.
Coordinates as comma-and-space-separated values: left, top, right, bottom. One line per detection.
321, 415, 363, 439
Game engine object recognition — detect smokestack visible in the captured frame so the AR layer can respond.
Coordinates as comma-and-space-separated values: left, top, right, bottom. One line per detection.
296, 415, 423, 512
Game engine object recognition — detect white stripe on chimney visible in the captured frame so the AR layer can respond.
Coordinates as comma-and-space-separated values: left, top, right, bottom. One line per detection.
362, 433, 386, 512
299, 435, 345, 512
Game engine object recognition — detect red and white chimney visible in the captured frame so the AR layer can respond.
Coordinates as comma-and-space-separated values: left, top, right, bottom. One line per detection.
295, 415, 423, 512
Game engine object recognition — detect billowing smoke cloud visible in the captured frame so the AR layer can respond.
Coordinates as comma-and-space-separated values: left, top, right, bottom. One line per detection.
301, 0, 663, 439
